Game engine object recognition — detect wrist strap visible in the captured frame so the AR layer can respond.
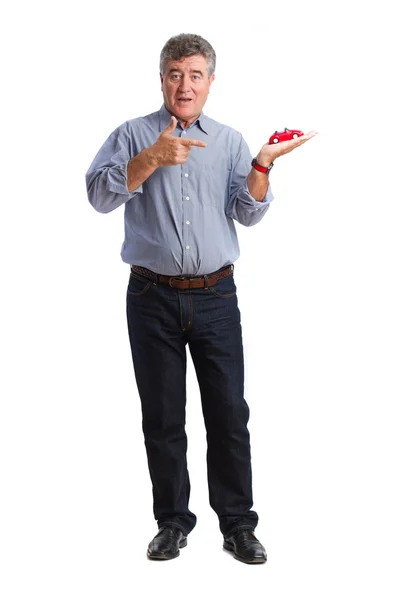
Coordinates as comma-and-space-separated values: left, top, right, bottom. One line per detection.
251, 158, 274, 174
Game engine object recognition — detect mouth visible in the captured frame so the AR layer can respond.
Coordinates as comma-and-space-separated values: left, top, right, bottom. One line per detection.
177, 98, 192, 104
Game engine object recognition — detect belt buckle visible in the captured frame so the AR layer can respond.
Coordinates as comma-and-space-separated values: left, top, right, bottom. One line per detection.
168, 276, 186, 288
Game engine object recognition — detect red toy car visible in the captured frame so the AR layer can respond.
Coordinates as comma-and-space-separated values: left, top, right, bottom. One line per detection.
269, 128, 304, 144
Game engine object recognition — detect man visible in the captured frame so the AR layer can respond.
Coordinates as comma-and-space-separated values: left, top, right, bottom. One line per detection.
86, 33, 317, 564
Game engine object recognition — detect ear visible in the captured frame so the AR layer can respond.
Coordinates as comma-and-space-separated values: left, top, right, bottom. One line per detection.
160, 72, 163, 90
208, 73, 215, 89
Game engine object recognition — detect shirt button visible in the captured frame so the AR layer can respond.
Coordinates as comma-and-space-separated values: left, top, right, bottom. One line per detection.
185, 173, 189, 178
185, 196, 190, 200
186, 245, 190, 250
186, 221, 190, 225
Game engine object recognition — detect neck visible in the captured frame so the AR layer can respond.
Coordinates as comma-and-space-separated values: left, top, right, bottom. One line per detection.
179, 119, 193, 129
165, 106, 199, 131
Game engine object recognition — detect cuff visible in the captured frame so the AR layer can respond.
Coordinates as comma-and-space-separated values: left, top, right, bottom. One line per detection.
106, 161, 143, 196
242, 182, 274, 209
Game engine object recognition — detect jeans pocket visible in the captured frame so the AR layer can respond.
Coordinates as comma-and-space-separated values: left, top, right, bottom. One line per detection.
209, 276, 237, 298
127, 273, 153, 297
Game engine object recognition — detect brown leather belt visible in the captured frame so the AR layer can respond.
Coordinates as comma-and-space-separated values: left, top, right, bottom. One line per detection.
130, 264, 234, 290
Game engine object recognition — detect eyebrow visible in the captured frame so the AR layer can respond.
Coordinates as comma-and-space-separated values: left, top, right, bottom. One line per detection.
168, 68, 204, 76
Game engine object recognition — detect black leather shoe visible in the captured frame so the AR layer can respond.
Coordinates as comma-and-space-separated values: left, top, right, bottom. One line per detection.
223, 529, 267, 564
147, 526, 187, 560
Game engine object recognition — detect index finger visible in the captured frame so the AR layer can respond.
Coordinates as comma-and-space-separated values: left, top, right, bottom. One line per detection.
180, 138, 207, 148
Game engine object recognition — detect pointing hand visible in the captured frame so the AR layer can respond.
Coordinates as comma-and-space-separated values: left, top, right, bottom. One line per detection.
151, 116, 207, 166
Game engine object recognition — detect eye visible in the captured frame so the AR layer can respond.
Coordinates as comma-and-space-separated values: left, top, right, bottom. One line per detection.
192, 75, 201, 80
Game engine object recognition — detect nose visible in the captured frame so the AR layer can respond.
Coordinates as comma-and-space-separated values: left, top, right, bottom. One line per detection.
179, 75, 192, 92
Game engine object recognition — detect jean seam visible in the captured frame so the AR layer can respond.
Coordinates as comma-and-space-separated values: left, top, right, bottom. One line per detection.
208, 274, 236, 298
209, 288, 236, 298
127, 278, 152, 297
178, 290, 185, 331
187, 289, 193, 330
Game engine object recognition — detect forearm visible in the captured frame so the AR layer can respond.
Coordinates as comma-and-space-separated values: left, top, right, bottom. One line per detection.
247, 167, 269, 202
127, 147, 159, 192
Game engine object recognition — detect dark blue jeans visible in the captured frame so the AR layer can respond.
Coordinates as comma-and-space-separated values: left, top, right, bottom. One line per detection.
126, 266, 258, 537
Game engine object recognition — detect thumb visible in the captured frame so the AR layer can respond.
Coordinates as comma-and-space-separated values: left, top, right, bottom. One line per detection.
163, 115, 177, 135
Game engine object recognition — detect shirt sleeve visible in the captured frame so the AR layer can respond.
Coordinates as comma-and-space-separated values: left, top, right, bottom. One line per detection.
85, 122, 143, 214
226, 134, 274, 227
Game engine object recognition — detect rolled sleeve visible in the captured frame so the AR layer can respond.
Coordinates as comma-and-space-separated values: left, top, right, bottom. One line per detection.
86, 124, 143, 214
106, 160, 143, 196
238, 181, 274, 208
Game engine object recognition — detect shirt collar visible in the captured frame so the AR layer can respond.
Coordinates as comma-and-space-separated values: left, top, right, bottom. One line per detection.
158, 104, 210, 136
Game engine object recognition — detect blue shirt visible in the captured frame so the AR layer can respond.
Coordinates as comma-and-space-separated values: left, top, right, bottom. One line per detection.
85, 105, 274, 276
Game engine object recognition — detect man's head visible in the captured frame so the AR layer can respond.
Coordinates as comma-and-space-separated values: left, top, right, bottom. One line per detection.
160, 33, 216, 128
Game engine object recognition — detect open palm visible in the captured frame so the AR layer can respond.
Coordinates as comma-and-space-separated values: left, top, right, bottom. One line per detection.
258, 130, 318, 164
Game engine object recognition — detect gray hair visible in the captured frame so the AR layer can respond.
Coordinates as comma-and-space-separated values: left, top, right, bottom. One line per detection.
160, 33, 216, 78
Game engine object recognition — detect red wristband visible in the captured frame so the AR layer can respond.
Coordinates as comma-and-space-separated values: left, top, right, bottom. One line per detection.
251, 158, 274, 174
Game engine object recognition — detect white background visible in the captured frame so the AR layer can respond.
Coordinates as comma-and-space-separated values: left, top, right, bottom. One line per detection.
1, 0, 417, 598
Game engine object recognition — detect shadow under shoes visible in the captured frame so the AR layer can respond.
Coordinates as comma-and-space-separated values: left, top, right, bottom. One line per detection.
147, 526, 188, 560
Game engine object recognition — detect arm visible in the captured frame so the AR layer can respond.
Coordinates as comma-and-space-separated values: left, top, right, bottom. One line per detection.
247, 164, 270, 202
226, 135, 274, 227
249, 129, 319, 201
85, 122, 144, 214
86, 116, 206, 213
226, 128, 319, 226
127, 117, 206, 191
126, 147, 158, 192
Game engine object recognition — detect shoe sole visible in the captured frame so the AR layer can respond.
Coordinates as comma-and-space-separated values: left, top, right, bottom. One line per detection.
223, 540, 267, 564
147, 537, 187, 560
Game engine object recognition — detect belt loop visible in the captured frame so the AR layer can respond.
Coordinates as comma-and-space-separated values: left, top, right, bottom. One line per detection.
204, 275, 209, 290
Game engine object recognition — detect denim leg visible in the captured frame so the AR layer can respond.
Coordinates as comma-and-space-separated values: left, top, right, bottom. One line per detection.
126, 274, 197, 535
187, 275, 259, 536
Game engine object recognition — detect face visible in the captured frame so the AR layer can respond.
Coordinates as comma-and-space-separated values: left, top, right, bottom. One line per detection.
160, 54, 215, 128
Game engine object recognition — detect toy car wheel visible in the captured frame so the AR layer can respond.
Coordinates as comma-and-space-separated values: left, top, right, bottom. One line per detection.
292, 133, 299, 139
272, 138, 279, 144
